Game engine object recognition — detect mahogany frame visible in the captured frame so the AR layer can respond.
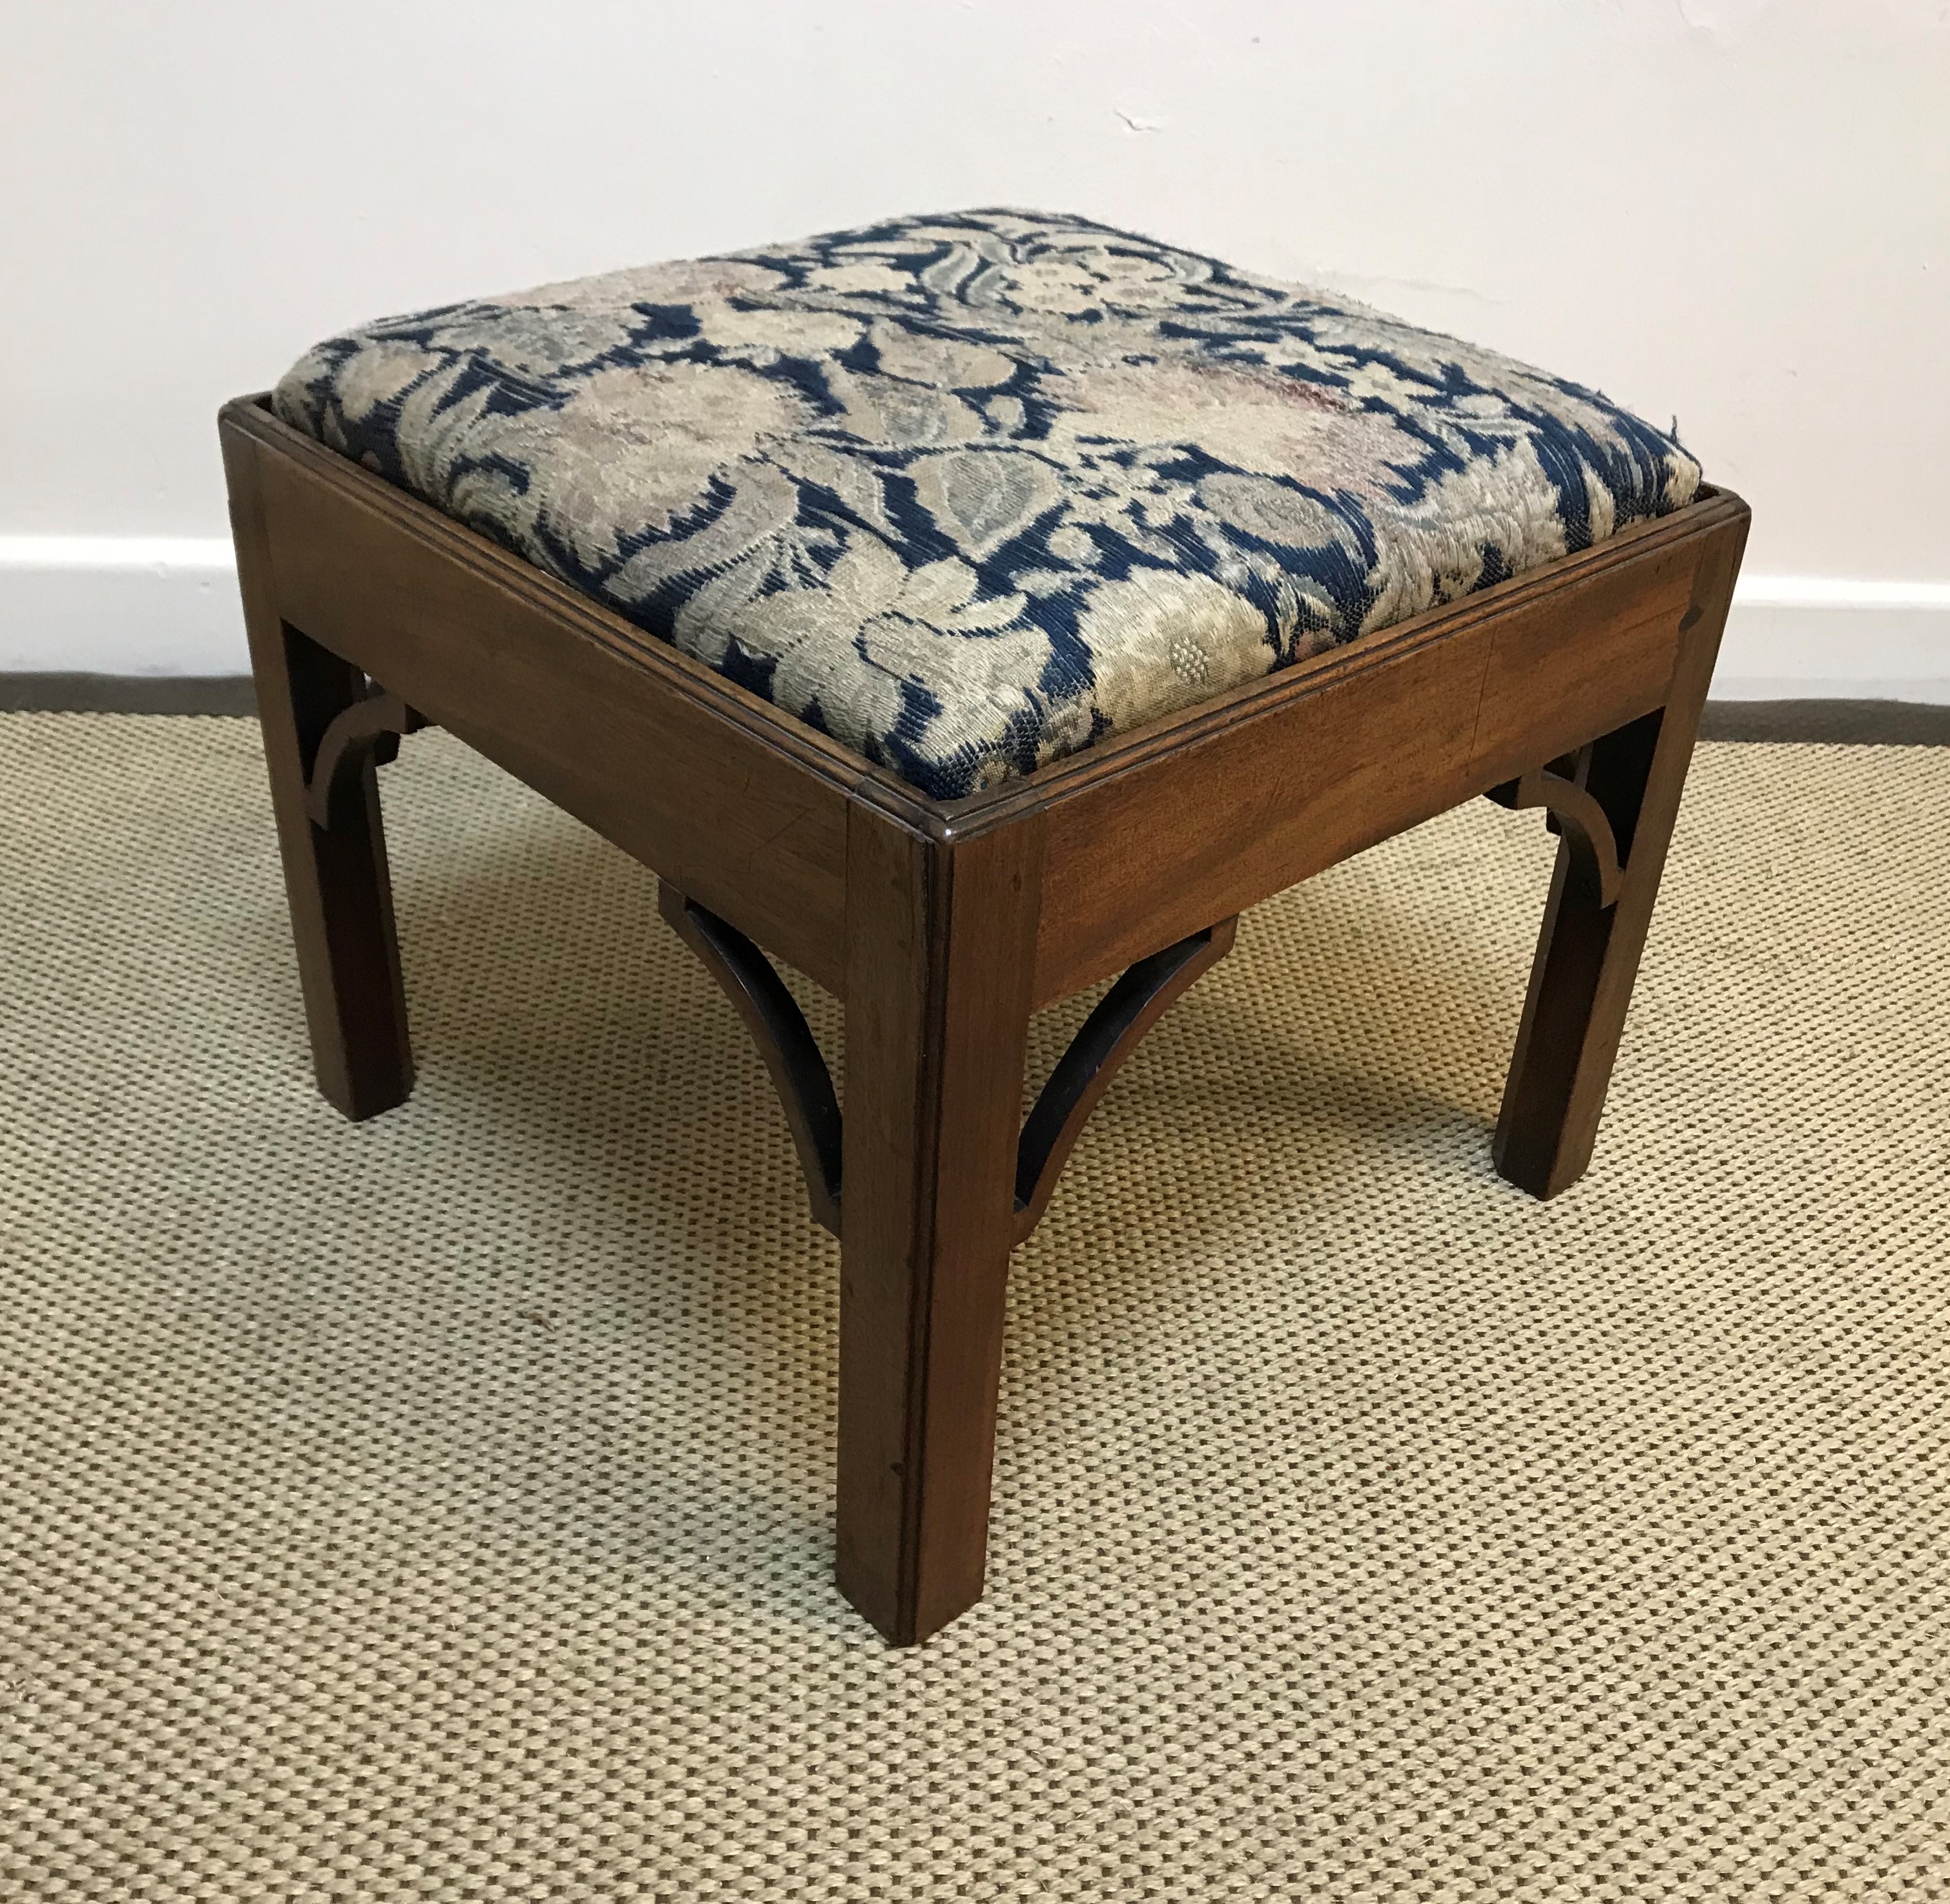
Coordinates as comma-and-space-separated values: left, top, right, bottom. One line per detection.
220, 393, 1749, 1644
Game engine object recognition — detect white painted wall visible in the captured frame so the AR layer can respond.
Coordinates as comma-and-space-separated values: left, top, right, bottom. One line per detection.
3, 0, 1946, 693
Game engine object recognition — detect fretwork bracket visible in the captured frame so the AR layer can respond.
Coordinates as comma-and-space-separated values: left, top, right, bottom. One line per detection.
306, 685, 430, 830
661, 884, 1236, 1245
1485, 752, 1625, 909
659, 883, 845, 1236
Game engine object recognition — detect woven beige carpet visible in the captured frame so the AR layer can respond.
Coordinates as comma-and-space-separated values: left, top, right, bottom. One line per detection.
3, 714, 1947, 1901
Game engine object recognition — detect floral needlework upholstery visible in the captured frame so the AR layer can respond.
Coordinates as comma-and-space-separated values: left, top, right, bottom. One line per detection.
275, 209, 1701, 800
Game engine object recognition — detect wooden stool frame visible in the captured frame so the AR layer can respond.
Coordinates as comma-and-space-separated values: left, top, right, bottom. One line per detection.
220, 394, 1750, 1644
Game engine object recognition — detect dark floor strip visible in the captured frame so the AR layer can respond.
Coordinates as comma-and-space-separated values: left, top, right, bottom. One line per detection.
3, 676, 1948, 745
1697, 699, 1950, 745
0, 673, 259, 716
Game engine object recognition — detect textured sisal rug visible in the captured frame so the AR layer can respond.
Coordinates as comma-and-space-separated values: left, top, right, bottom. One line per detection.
3, 714, 1947, 1900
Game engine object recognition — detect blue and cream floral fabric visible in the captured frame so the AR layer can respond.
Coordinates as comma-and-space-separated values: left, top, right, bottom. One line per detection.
275, 209, 1701, 799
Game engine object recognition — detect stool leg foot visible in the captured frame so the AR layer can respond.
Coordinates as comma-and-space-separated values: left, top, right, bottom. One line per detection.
835, 809, 1042, 1644
1493, 541, 1741, 1199
1493, 709, 1670, 1197
248, 617, 416, 1122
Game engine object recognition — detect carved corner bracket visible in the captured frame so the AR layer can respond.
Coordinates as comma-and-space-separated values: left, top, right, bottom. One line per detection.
659, 884, 845, 1236
306, 687, 430, 829
1011, 915, 1236, 1243
660, 883, 1236, 1246
1485, 753, 1624, 908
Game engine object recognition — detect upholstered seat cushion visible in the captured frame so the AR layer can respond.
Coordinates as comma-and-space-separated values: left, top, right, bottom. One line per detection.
275, 209, 1700, 800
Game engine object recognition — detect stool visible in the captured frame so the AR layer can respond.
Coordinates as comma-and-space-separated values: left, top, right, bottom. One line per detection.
220, 209, 1748, 1642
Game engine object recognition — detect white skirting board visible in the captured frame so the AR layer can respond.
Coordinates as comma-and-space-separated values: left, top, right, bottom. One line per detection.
2, 537, 1947, 703
0, 539, 246, 678
1711, 578, 1950, 703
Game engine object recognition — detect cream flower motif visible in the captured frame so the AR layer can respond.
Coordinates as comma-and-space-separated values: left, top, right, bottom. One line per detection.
1195, 471, 1360, 553
607, 461, 811, 610
1077, 572, 1274, 733
312, 342, 426, 426
1051, 357, 1409, 493
970, 239, 1205, 315
1046, 453, 1203, 568
438, 360, 812, 572
909, 450, 1064, 559
1358, 440, 1571, 634
805, 262, 919, 297
421, 305, 644, 374
988, 257, 1106, 315
679, 540, 1048, 769
825, 366, 986, 448
869, 323, 1017, 392
701, 303, 864, 360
